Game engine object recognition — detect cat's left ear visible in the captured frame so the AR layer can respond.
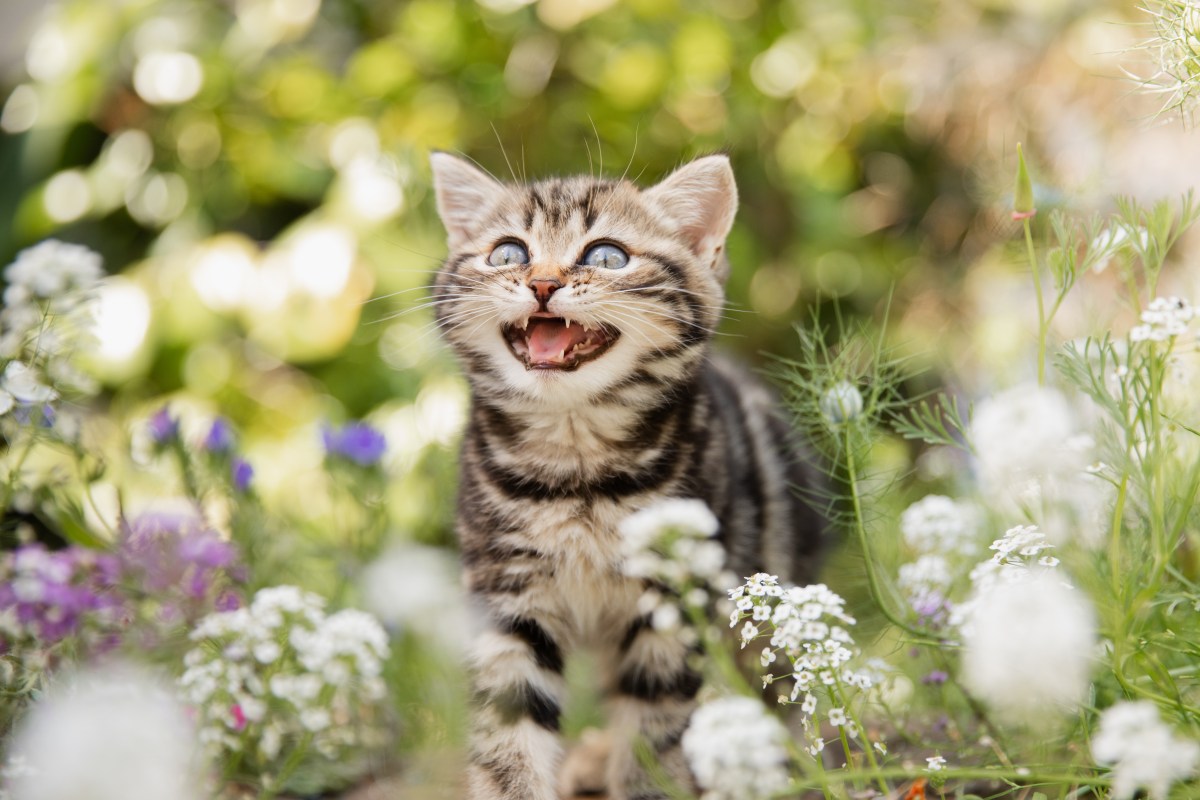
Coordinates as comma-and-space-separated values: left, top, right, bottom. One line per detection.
643, 155, 738, 270
430, 152, 505, 250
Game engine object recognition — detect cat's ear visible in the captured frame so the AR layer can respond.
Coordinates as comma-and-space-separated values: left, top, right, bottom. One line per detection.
430, 152, 504, 250
644, 155, 738, 268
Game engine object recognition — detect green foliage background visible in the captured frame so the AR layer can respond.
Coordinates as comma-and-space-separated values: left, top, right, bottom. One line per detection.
2, 0, 1181, 630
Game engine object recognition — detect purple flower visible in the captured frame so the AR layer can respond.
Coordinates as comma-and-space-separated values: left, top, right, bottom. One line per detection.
204, 417, 235, 452
0, 544, 123, 647
148, 406, 180, 445
922, 670, 950, 686
231, 457, 253, 492
322, 421, 387, 467
116, 512, 242, 616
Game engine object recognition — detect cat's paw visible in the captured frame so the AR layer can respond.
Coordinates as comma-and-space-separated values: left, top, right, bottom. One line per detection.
558, 727, 611, 799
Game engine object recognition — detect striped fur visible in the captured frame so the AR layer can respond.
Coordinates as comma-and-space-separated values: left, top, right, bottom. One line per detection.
430, 154, 824, 800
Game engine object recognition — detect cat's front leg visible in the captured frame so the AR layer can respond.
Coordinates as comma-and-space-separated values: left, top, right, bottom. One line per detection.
605, 616, 702, 800
466, 611, 567, 800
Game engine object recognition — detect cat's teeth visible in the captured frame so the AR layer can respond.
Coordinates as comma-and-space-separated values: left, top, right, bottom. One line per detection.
564, 319, 572, 330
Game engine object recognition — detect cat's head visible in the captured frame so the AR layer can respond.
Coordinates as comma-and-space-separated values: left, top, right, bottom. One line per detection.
430, 153, 737, 403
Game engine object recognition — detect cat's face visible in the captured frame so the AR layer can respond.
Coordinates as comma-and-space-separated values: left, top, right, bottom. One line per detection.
430, 154, 737, 404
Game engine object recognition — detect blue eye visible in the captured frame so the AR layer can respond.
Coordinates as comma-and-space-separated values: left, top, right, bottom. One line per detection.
487, 242, 530, 266
581, 243, 629, 270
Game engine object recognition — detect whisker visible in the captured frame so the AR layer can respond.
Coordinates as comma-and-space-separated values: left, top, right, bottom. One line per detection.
368, 299, 500, 327
599, 297, 744, 329
605, 286, 752, 314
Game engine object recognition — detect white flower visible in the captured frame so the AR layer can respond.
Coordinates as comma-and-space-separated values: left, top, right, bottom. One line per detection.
1092, 701, 1199, 799
989, 524, 1054, 560
681, 696, 790, 800
181, 585, 391, 782
4, 240, 103, 300
619, 498, 720, 561
898, 554, 951, 597
299, 708, 331, 732
361, 544, 469, 652
253, 641, 281, 664
961, 570, 1095, 722
819, 380, 863, 424
2, 362, 58, 404
970, 385, 1084, 508
9, 661, 203, 800
1130, 297, 1194, 343
900, 495, 980, 557
926, 755, 947, 771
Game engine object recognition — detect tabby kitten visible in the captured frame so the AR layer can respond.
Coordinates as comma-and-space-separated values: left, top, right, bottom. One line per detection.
430, 153, 823, 800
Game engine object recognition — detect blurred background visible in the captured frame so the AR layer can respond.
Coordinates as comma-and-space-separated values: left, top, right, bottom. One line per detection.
3, 0, 1200, 586
5, 0, 1200, 585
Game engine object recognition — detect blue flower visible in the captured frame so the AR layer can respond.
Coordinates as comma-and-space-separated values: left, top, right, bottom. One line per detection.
204, 417, 235, 453
322, 421, 387, 467
148, 406, 180, 445
231, 458, 254, 492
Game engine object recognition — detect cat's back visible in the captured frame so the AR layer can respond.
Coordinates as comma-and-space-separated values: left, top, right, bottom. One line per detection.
690, 355, 825, 584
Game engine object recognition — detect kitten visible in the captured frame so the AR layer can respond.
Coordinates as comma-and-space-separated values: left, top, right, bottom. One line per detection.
430, 153, 824, 800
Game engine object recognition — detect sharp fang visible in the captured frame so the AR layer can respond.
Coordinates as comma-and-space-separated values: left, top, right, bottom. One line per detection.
564, 319, 572, 329
519, 317, 529, 330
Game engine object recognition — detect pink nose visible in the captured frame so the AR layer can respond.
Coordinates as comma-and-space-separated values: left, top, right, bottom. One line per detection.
529, 279, 562, 307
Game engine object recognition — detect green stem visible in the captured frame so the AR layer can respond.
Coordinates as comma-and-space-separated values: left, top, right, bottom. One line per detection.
843, 429, 939, 642
1023, 218, 1047, 386
0, 436, 39, 513
771, 766, 1112, 796
1109, 474, 1129, 599
833, 681, 889, 796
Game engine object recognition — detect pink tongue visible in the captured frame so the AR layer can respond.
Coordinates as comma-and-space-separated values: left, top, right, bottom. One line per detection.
527, 319, 588, 362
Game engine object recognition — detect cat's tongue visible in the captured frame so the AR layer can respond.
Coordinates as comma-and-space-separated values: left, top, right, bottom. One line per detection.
526, 317, 589, 364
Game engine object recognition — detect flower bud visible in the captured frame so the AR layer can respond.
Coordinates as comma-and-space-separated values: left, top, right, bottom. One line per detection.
1012, 143, 1036, 220
820, 380, 864, 424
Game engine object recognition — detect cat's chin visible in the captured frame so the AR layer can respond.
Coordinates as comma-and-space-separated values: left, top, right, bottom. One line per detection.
502, 316, 620, 371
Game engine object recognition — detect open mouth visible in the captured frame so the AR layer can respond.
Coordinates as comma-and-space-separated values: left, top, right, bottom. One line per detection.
502, 315, 619, 371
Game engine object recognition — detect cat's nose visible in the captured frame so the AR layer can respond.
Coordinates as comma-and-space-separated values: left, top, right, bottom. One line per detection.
529, 278, 563, 308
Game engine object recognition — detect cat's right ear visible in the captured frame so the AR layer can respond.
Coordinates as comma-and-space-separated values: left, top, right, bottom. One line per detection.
430, 152, 504, 250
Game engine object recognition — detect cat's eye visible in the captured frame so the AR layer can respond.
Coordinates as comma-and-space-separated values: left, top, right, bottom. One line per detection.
487, 241, 530, 267
581, 243, 629, 270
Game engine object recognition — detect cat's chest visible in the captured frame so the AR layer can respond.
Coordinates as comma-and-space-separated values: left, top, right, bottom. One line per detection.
525, 499, 645, 640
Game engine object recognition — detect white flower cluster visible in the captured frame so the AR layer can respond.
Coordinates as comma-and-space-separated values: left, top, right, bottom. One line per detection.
179, 586, 390, 786
960, 568, 1095, 723
619, 500, 734, 636
900, 495, 981, 557
0, 240, 103, 419
950, 524, 1060, 631
1092, 701, 1200, 800
1130, 296, 1194, 343
896, 554, 953, 619
896, 495, 982, 622
4, 241, 103, 307
969, 384, 1100, 520
729, 575, 882, 755
8, 661, 203, 800
681, 695, 790, 800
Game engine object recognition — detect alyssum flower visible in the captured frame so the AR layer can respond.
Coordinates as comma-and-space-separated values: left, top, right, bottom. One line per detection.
179, 585, 391, 794
729, 574, 884, 754
681, 695, 790, 800
1092, 700, 1200, 800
